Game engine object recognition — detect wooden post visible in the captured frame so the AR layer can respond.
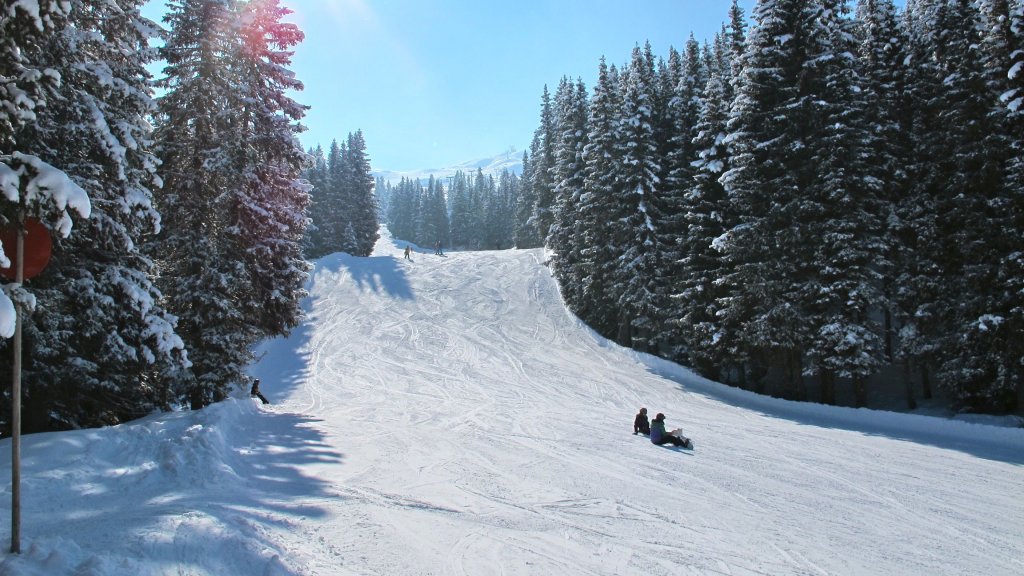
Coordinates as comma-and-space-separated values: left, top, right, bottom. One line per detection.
10, 212, 24, 554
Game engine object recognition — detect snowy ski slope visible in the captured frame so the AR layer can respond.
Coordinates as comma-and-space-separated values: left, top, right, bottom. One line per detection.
1, 229, 1021, 575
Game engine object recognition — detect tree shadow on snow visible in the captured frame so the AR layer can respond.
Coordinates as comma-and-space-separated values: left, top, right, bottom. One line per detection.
632, 352, 1024, 466
252, 316, 314, 401
318, 251, 414, 301
251, 250, 414, 402
0, 403, 349, 576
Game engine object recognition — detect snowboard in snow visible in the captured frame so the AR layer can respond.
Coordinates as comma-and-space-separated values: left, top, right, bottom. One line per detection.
634, 431, 694, 450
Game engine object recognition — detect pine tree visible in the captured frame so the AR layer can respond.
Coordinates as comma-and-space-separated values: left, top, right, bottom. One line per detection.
153, 0, 308, 408
577, 58, 624, 336
514, 150, 540, 247
721, 0, 877, 399
931, 0, 1020, 410
343, 130, 379, 256
486, 169, 518, 249
528, 85, 556, 246
674, 30, 742, 380
227, 0, 311, 336
549, 78, 589, 311
154, 0, 251, 408
892, 0, 949, 402
1003, 0, 1024, 410
614, 43, 665, 351
414, 175, 438, 247
728, 0, 749, 84
718, 0, 806, 392
303, 145, 328, 256
659, 34, 709, 360
2, 0, 181, 430
323, 138, 346, 252
386, 176, 419, 243
857, 0, 917, 406
799, 0, 886, 406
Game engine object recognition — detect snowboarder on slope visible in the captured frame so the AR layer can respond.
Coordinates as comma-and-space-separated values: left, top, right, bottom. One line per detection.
650, 413, 691, 448
250, 379, 270, 405
633, 407, 650, 435
404, 245, 411, 260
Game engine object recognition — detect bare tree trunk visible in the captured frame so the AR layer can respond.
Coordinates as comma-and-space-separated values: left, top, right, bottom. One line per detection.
750, 354, 766, 394
884, 308, 894, 361
795, 353, 806, 401
820, 369, 835, 405
786, 350, 797, 397
903, 357, 917, 410
920, 364, 932, 400
617, 314, 632, 349
853, 375, 867, 408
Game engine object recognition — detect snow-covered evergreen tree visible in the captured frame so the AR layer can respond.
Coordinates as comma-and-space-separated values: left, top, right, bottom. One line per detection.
718, 0, 886, 402
153, 0, 252, 408
800, 0, 886, 406
448, 171, 472, 249
718, 0, 809, 393
30, 0, 190, 429
226, 0, 311, 336
576, 58, 624, 337
673, 29, 742, 380
153, 0, 308, 409
303, 145, 328, 255
343, 130, 379, 256
2, 0, 181, 430
658, 34, 709, 360
928, 0, 1020, 411
485, 169, 518, 249
386, 176, 419, 243
614, 43, 666, 351
548, 78, 589, 311
857, 0, 917, 406
513, 150, 540, 248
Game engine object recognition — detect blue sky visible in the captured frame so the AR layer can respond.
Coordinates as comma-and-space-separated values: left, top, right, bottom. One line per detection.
143, 0, 756, 172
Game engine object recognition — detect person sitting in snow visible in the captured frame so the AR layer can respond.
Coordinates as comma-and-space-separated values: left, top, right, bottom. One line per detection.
650, 412, 691, 448
250, 378, 270, 405
633, 407, 650, 436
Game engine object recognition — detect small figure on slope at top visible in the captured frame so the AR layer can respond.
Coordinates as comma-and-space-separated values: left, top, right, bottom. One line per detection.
434, 240, 443, 255
633, 407, 650, 436
650, 412, 691, 448
404, 245, 411, 260
250, 378, 270, 405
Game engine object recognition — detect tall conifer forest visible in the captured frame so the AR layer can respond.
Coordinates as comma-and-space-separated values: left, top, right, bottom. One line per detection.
528, 0, 1024, 413
1, 0, 1022, 435
0, 0, 316, 431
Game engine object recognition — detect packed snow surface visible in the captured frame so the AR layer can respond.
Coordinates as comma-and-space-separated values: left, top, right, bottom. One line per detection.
1, 229, 1022, 575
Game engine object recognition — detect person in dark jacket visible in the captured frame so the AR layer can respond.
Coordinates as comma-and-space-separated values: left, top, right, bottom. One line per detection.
633, 407, 650, 435
250, 379, 270, 405
650, 413, 691, 448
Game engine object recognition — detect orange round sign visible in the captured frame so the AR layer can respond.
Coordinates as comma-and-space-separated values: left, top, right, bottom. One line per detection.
0, 218, 53, 280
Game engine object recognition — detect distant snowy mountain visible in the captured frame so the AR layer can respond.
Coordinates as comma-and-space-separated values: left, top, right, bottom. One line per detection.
373, 148, 523, 185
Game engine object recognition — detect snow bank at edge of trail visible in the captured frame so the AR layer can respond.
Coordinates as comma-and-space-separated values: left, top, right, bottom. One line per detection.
0, 397, 270, 576
631, 348, 1024, 453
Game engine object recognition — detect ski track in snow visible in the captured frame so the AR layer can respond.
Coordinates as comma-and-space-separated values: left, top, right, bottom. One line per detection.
1, 229, 1022, 576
